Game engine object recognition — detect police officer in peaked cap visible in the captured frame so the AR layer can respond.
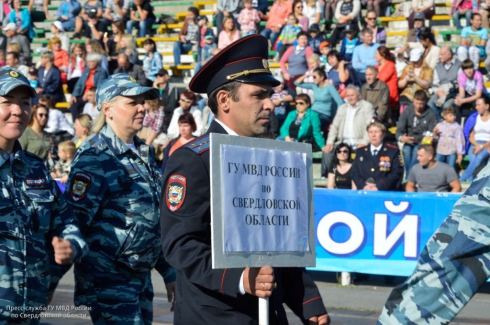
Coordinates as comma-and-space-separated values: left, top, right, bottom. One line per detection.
160, 35, 330, 324
0, 66, 88, 323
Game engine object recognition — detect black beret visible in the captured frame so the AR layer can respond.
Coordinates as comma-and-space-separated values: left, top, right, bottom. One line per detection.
189, 34, 280, 95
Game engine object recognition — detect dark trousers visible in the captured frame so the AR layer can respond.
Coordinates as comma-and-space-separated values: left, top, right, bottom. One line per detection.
70, 96, 87, 121
67, 78, 80, 94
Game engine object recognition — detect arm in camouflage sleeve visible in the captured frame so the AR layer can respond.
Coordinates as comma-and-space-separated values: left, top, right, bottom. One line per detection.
50, 150, 109, 292
63, 150, 109, 233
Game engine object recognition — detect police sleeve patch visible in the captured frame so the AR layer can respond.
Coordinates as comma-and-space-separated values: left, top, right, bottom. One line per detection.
70, 172, 92, 201
166, 174, 186, 212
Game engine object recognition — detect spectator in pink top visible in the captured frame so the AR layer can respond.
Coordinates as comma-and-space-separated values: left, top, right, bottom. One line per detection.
218, 16, 240, 48
292, 0, 309, 31
433, 106, 465, 170
237, 0, 261, 36
455, 59, 487, 115
260, 0, 293, 49
280, 31, 313, 91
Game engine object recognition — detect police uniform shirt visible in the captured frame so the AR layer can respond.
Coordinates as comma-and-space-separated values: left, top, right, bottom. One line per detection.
370, 143, 382, 156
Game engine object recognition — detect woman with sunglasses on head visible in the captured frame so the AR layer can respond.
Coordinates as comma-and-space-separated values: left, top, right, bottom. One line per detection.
295, 67, 344, 132
18, 103, 51, 160
279, 93, 325, 152
327, 142, 356, 189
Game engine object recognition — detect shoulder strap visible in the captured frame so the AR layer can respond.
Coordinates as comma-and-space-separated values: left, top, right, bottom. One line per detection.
185, 135, 210, 155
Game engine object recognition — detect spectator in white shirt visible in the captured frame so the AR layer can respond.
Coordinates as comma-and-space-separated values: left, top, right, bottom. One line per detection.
166, 90, 203, 143
39, 94, 74, 136
81, 87, 99, 120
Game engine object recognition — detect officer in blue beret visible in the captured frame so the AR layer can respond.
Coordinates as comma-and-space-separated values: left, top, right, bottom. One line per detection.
50, 73, 176, 324
0, 66, 88, 323
161, 34, 329, 324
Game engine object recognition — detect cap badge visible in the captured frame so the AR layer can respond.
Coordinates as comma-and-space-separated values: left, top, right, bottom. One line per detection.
129, 76, 137, 83
9, 71, 19, 78
263, 59, 270, 71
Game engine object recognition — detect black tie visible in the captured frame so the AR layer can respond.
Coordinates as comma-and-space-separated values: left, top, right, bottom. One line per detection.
373, 149, 378, 156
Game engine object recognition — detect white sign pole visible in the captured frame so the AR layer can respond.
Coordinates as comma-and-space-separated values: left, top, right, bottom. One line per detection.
259, 297, 269, 325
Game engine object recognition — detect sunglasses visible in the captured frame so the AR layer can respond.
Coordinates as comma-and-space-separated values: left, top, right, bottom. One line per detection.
179, 98, 192, 103
336, 149, 349, 154
296, 101, 306, 105
38, 113, 48, 118
366, 17, 376, 20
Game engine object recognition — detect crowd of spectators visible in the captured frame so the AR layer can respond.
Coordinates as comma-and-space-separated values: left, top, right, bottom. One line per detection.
10, 0, 490, 194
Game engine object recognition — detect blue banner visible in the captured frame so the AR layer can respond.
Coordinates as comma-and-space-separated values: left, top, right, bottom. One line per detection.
312, 189, 462, 276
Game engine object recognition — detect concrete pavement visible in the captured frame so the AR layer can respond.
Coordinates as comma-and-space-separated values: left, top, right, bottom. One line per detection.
36, 268, 490, 324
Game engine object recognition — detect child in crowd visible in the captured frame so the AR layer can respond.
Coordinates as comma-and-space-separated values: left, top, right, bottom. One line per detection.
319, 41, 333, 71
276, 14, 301, 59
218, 16, 240, 49
50, 140, 76, 183
202, 32, 217, 63
433, 106, 465, 169
299, 54, 321, 103
28, 67, 38, 88
0, 50, 5, 68
339, 23, 360, 62
308, 24, 326, 54
237, 0, 261, 37
271, 81, 293, 124
81, 87, 98, 121
197, 15, 213, 62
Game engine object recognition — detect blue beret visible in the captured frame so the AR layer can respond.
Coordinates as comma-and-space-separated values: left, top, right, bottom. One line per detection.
189, 34, 280, 95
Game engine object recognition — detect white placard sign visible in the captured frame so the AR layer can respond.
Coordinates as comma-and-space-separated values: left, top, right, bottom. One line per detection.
210, 133, 316, 269
221, 145, 308, 252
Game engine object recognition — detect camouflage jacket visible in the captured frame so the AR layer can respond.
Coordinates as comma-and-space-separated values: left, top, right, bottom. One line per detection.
61, 125, 174, 304
0, 141, 87, 320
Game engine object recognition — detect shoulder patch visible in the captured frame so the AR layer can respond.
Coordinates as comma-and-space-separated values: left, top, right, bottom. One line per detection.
70, 172, 92, 201
185, 135, 210, 155
166, 174, 186, 212
386, 143, 398, 149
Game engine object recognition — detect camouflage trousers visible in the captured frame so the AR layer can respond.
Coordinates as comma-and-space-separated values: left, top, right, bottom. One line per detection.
86, 274, 154, 325
377, 208, 490, 324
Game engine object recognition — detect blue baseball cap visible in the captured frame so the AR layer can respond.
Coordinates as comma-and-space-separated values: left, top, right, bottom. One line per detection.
95, 73, 159, 110
0, 66, 36, 97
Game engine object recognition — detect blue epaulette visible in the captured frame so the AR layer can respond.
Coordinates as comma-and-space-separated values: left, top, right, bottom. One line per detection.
185, 135, 210, 155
